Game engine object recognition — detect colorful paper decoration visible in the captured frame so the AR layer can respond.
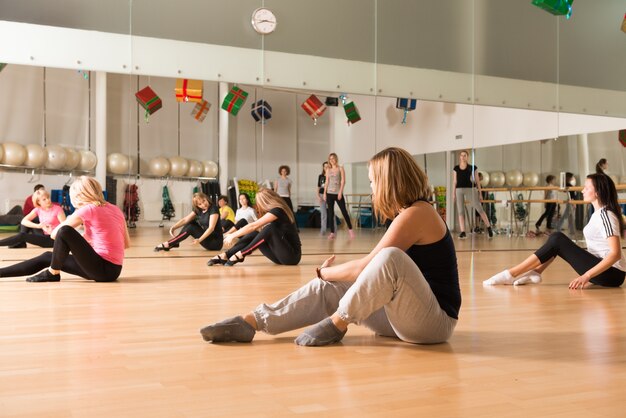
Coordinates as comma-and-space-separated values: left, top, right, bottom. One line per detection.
325, 97, 339, 107
622, 13, 626, 33
0, 63, 8, 73
191, 99, 210, 122
531, 0, 573, 19
221, 86, 248, 116
301, 95, 327, 125
396, 98, 417, 124
619, 130, 626, 147
343, 101, 361, 125
135, 86, 162, 121
175, 79, 203, 103
251, 100, 272, 123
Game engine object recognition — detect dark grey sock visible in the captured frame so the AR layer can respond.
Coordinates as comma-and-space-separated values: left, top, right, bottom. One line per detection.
26, 270, 61, 282
294, 318, 347, 346
200, 315, 256, 343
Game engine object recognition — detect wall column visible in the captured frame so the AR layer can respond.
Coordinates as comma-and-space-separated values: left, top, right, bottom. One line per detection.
218, 82, 229, 194
95, 71, 107, 187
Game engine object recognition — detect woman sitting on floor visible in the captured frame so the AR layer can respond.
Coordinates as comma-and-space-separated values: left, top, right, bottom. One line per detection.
223, 192, 258, 235
0, 189, 66, 248
484, 173, 625, 288
0, 176, 129, 282
207, 188, 300, 267
200, 147, 461, 346
154, 192, 222, 252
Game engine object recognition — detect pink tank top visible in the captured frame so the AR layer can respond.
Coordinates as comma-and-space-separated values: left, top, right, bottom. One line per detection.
34, 204, 64, 235
73, 203, 126, 265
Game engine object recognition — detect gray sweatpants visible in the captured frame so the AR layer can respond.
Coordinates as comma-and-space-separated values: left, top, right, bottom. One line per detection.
253, 247, 457, 344
455, 187, 486, 217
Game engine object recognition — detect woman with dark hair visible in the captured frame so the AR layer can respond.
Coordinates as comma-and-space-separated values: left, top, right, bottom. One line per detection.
595, 158, 608, 174
207, 188, 301, 267
200, 147, 461, 347
223, 193, 258, 235
485, 173, 625, 288
274, 165, 294, 214
154, 192, 222, 252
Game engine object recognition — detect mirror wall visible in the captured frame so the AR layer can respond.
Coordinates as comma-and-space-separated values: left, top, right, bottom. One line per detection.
0, 0, 625, 252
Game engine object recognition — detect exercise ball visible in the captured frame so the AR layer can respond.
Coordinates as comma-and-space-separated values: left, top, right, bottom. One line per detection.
505, 170, 523, 187
169, 156, 189, 177
45, 145, 68, 169
107, 153, 130, 175
477, 170, 490, 188
490, 171, 505, 187
78, 150, 97, 171
522, 172, 540, 187
203, 160, 218, 178
149, 156, 170, 177
2, 142, 27, 166
187, 159, 204, 177
64, 148, 81, 170
24, 144, 48, 168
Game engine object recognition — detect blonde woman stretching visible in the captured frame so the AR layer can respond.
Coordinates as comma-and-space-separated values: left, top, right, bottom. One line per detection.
201, 147, 461, 346
0, 177, 129, 282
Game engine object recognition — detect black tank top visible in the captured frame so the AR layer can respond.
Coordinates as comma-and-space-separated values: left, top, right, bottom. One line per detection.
405, 228, 461, 319
454, 165, 477, 188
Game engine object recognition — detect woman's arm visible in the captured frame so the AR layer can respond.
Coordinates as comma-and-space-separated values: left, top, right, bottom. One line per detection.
123, 223, 131, 249
318, 206, 429, 282
338, 166, 346, 199
220, 208, 228, 220
273, 180, 278, 193
169, 211, 196, 237
452, 170, 457, 201
50, 214, 83, 239
570, 235, 623, 289
20, 210, 41, 229
193, 213, 220, 244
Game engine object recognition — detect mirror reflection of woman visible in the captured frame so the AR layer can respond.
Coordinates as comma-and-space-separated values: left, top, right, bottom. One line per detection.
452, 150, 493, 239
324, 153, 354, 240
0, 189, 66, 249
0, 176, 129, 282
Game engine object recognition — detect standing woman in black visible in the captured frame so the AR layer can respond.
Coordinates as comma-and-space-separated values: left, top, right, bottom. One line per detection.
154, 192, 222, 252
207, 188, 301, 267
452, 150, 493, 239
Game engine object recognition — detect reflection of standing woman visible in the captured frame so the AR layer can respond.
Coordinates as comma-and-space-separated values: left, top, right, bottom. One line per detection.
452, 150, 493, 239
274, 165, 294, 214
324, 153, 354, 240
556, 172, 577, 237
317, 161, 336, 235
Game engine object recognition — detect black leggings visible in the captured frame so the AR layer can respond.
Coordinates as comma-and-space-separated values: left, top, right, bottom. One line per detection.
0, 226, 122, 282
326, 193, 352, 232
167, 223, 222, 250
226, 223, 301, 265
535, 232, 625, 287
536, 203, 556, 229
221, 218, 248, 233
0, 231, 54, 248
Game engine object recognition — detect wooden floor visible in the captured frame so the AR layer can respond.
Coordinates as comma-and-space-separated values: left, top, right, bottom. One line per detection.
1, 227, 625, 417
